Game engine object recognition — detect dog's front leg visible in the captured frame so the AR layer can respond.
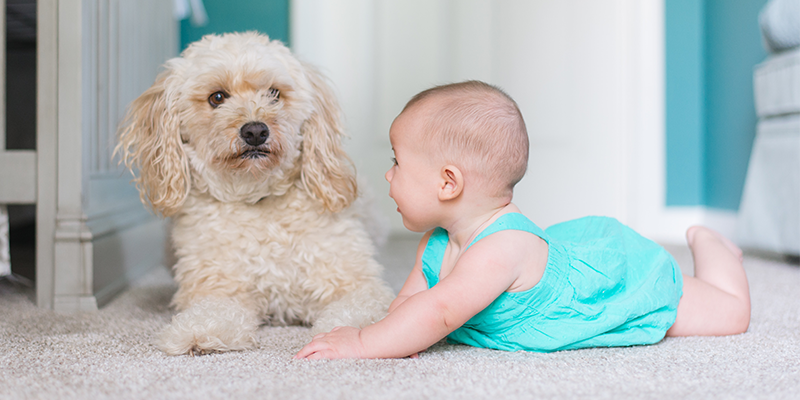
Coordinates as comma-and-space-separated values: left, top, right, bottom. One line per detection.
157, 297, 260, 356
311, 278, 394, 335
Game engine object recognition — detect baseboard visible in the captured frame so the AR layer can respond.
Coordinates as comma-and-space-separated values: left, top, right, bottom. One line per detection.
53, 295, 98, 313
637, 206, 738, 246
92, 217, 168, 308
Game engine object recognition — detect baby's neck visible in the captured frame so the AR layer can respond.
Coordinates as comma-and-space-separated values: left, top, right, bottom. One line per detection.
443, 202, 519, 254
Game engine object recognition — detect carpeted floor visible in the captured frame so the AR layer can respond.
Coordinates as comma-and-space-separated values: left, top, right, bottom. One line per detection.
1, 236, 799, 399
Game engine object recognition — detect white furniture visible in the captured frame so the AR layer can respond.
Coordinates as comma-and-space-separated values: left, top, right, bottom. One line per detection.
0, 0, 176, 310
738, 48, 800, 255
0, 206, 8, 277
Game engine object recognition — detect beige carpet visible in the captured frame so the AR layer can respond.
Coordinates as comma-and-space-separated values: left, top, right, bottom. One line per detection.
1, 237, 799, 399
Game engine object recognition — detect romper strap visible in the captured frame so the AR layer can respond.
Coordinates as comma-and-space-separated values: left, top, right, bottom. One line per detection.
466, 213, 547, 252
421, 228, 448, 288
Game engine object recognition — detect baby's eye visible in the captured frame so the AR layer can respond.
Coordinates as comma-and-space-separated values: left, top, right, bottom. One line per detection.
391, 157, 398, 166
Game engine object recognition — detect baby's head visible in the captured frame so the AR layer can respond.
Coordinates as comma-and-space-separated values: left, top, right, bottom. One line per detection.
397, 80, 529, 198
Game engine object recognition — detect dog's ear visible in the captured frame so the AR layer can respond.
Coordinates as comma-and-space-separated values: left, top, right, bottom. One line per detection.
115, 64, 190, 217
298, 63, 357, 213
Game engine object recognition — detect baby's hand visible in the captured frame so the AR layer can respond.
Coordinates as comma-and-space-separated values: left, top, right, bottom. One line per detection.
294, 326, 366, 359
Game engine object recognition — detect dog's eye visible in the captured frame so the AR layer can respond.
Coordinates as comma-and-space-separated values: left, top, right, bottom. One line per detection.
208, 91, 228, 108
269, 87, 280, 103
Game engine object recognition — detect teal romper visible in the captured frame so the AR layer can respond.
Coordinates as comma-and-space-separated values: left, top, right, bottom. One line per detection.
422, 213, 683, 352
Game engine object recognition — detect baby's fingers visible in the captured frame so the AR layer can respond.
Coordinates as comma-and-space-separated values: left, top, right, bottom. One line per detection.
409, 347, 428, 359
305, 350, 338, 360
294, 340, 328, 359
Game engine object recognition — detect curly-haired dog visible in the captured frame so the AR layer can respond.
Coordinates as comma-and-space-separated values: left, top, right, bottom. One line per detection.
116, 32, 394, 356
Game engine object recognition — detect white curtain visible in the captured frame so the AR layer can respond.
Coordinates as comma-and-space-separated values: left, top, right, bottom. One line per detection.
0, 205, 9, 277
173, 0, 207, 26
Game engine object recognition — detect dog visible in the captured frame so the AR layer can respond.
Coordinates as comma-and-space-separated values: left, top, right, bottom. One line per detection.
116, 32, 394, 356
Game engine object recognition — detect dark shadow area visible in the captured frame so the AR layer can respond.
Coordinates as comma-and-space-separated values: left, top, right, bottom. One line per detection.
130, 281, 176, 314
7, 204, 34, 282
5, 0, 37, 150
742, 247, 800, 267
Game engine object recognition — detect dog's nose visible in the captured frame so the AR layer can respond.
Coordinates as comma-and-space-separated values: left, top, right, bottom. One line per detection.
240, 122, 269, 146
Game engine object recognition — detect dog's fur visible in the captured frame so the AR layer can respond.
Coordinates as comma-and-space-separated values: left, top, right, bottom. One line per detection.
116, 32, 394, 356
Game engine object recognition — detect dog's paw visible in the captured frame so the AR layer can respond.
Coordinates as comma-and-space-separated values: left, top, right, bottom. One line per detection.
187, 347, 218, 357
156, 297, 259, 356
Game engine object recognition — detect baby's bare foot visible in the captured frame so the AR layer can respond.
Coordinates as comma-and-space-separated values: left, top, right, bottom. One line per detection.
686, 226, 744, 262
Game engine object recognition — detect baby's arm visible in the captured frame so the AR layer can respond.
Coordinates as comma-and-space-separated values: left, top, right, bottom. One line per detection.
295, 234, 521, 359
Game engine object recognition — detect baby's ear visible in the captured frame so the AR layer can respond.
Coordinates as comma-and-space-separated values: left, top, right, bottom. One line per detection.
439, 165, 463, 201
298, 62, 357, 212
114, 61, 190, 217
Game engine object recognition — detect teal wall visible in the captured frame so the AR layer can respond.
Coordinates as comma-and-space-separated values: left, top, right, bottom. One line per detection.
665, 0, 768, 210
179, 0, 290, 51
704, 0, 768, 210
665, 0, 706, 206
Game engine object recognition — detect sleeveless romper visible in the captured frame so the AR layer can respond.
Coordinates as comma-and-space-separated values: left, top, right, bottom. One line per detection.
421, 213, 683, 352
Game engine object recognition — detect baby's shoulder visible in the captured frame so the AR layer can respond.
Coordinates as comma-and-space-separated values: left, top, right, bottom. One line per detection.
463, 228, 548, 291
468, 228, 546, 263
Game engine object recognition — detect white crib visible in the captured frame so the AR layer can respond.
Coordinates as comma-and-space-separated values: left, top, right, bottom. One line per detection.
0, 0, 174, 310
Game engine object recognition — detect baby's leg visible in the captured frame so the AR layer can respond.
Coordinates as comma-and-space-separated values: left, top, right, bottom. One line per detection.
666, 226, 751, 337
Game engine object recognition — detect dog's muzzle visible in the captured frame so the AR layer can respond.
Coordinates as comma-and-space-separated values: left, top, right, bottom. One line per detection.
238, 121, 272, 159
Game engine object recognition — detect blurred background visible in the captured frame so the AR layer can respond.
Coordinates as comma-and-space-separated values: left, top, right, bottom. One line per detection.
3, 0, 798, 309
179, 0, 768, 242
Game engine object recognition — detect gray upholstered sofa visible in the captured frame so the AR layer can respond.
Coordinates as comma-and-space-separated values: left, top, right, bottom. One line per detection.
738, 0, 800, 255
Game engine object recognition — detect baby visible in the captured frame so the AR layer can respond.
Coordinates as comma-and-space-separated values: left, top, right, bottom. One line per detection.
295, 80, 751, 359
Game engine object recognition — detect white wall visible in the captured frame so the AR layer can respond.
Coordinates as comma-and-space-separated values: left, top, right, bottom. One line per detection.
292, 0, 718, 243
